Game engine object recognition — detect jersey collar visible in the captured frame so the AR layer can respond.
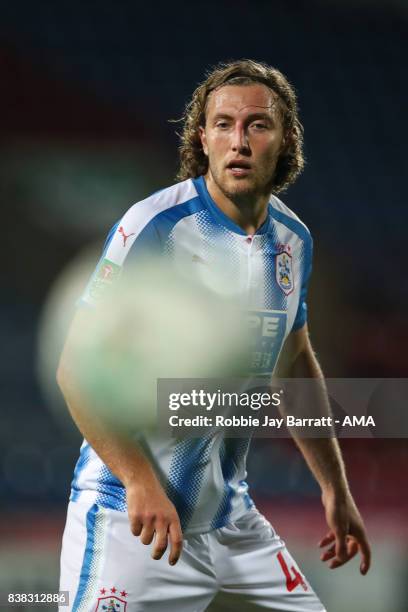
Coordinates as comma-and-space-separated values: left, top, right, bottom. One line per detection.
193, 176, 272, 236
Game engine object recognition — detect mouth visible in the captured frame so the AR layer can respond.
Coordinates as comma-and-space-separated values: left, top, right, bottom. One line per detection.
226, 160, 252, 177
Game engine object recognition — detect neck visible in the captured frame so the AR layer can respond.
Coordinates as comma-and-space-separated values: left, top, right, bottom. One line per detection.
204, 173, 270, 235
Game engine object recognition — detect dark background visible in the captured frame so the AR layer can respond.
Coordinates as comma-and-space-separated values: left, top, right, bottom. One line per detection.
1, 1, 407, 610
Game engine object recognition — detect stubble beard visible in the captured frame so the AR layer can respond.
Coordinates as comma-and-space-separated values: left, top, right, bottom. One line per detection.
210, 163, 276, 209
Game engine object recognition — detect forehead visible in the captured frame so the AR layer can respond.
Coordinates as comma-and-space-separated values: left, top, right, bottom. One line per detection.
206, 83, 279, 118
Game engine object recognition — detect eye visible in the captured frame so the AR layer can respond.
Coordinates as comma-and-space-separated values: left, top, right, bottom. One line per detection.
252, 122, 267, 130
215, 120, 230, 129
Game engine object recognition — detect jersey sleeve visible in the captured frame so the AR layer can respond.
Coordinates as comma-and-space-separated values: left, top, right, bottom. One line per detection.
79, 211, 161, 307
291, 231, 313, 332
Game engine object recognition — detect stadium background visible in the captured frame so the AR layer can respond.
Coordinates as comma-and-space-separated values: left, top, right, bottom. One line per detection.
1, 0, 407, 610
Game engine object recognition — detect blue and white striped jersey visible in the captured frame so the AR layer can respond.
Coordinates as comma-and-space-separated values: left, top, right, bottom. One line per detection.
70, 175, 313, 534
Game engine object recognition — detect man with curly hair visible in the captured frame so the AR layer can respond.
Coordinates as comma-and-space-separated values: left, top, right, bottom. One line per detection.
58, 59, 371, 611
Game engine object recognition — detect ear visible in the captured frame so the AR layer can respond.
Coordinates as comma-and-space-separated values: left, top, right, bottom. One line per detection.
199, 126, 208, 156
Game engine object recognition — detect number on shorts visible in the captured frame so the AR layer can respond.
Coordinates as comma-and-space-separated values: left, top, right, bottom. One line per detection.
277, 551, 308, 592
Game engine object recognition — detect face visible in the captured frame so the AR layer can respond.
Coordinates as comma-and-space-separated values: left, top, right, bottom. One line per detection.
199, 83, 285, 202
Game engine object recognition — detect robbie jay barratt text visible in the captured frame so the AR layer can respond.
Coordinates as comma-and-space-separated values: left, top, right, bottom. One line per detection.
168, 415, 376, 428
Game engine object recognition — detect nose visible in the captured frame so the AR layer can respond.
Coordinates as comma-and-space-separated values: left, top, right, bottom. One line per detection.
231, 123, 250, 154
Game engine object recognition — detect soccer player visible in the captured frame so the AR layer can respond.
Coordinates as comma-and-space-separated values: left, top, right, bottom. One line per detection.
57, 60, 371, 611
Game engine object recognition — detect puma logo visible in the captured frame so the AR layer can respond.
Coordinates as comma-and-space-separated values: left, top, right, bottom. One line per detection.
118, 226, 135, 247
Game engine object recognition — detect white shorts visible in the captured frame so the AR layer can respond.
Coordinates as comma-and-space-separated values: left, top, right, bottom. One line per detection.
59, 501, 326, 612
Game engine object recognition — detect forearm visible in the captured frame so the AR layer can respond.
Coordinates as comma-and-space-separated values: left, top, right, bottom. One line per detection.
276, 328, 349, 496
293, 435, 349, 497
58, 349, 183, 564
274, 326, 371, 572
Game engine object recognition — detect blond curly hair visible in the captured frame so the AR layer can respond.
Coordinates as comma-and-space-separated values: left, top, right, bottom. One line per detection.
175, 59, 304, 193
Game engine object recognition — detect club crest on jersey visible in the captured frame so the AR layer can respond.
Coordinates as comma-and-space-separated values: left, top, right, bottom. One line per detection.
95, 587, 128, 611
276, 251, 294, 295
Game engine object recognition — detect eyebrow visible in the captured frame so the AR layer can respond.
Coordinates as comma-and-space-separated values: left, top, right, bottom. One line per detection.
211, 111, 275, 123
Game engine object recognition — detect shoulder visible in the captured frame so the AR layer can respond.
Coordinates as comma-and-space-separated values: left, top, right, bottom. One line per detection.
103, 179, 201, 260
120, 178, 199, 230
269, 194, 312, 247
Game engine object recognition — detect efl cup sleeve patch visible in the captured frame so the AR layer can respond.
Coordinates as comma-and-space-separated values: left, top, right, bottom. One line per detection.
86, 258, 122, 304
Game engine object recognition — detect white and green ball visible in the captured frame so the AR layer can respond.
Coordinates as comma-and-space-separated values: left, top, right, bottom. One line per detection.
63, 257, 251, 431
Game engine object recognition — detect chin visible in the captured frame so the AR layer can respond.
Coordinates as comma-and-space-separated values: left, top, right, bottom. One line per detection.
222, 173, 253, 189
224, 180, 257, 199
211, 169, 260, 201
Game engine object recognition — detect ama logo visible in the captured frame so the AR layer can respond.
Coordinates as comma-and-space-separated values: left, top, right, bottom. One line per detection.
342, 416, 376, 427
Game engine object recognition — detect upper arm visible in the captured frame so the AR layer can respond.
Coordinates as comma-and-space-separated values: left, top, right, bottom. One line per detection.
291, 232, 313, 334
274, 323, 312, 377
58, 199, 164, 387
57, 308, 94, 386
